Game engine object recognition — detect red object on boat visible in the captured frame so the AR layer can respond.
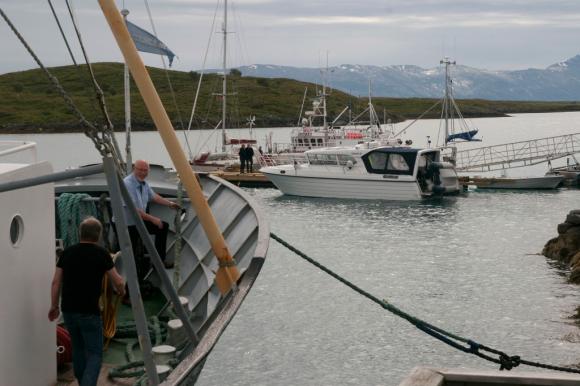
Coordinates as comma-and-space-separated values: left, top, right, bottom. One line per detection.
57, 325, 72, 365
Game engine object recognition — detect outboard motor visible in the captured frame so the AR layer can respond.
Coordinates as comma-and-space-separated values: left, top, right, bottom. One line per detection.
427, 161, 446, 195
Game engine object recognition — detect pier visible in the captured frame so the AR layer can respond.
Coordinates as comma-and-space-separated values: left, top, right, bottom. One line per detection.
209, 171, 273, 188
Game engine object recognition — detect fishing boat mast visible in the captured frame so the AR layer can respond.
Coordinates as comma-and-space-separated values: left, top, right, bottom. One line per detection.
441, 57, 456, 146
220, 0, 228, 152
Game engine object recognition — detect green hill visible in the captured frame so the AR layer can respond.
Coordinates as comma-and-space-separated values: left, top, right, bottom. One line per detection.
1, 62, 580, 133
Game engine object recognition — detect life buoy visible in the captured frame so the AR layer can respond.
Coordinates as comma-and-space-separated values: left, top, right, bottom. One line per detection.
57, 325, 72, 365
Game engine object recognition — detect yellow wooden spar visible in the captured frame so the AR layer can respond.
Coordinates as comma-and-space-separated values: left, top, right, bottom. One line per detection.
98, 0, 239, 294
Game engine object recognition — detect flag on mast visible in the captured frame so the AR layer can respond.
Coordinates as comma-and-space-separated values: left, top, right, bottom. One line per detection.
126, 20, 175, 66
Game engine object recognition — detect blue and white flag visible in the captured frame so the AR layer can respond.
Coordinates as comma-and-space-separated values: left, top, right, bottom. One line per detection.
126, 20, 176, 66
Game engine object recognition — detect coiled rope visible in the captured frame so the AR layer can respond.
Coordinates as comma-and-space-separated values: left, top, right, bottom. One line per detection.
101, 253, 122, 350
57, 193, 97, 248
108, 317, 167, 381
270, 232, 580, 374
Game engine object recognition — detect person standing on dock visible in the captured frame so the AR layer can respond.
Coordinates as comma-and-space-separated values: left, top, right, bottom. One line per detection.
245, 145, 255, 173
123, 160, 181, 272
48, 217, 125, 386
239, 144, 247, 173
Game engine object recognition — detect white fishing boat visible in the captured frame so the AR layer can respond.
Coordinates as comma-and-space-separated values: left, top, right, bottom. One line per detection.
0, 140, 269, 385
261, 140, 460, 200
259, 79, 386, 169
1, 1, 270, 384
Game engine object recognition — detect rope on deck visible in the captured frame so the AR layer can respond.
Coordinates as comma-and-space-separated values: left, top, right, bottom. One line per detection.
270, 232, 580, 374
57, 193, 98, 248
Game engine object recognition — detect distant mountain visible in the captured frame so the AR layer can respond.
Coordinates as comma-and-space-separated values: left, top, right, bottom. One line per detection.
229, 55, 580, 101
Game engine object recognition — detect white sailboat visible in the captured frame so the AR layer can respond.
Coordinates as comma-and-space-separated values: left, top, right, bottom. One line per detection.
191, 0, 257, 172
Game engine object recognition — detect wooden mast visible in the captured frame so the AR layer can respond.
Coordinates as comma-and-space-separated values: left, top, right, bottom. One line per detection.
98, 0, 239, 294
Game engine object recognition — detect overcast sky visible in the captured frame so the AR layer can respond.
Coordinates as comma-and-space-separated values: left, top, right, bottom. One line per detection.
2, 0, 580, 75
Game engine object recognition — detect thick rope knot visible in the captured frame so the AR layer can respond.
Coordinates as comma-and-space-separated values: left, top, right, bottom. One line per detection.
499, 354, 521, 371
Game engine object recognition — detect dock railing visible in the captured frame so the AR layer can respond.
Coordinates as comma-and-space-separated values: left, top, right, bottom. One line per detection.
455, 133, 580, 172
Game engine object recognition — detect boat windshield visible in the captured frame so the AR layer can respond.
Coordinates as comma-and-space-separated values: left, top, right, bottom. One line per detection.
362, 148, 418, 175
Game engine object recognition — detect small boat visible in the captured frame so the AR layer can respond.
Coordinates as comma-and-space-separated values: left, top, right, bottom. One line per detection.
470, 175, 564, 190
546, 156, 580, 186
261, 141, 461, 200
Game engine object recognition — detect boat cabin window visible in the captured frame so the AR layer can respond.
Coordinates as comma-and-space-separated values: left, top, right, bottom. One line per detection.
367, 152, 388, 170
337, 154, 357, 166
387, 153, 409, 171
307, 153, 339, 165
361, 149, 418, 175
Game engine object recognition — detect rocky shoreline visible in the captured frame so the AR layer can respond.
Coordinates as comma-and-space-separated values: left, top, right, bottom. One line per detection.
543, 210, 580, 324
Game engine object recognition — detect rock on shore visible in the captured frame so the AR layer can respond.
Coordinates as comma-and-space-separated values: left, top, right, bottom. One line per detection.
543, 210, 580, 283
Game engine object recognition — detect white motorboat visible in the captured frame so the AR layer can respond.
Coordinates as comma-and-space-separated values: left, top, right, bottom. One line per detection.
472, 175, 564, 190
261, 142, 460, 200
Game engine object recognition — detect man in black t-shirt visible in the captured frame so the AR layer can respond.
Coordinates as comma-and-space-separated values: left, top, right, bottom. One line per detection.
49, 217, 125, 386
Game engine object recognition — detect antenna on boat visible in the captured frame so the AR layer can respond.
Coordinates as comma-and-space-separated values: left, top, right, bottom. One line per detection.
221, 0, 228, 152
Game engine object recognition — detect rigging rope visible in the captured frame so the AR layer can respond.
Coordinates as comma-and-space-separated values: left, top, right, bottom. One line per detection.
101, 265, 122, 350
142, 0, 193, 159
394, 99, 441, 138
47, 0, 77, 66
270, 232, 580, 375
1, 7, 121, 167
64, 0, 124, 168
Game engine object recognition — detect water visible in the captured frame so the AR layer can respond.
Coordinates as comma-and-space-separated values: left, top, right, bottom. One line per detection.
5, 111, 580, 173
3, 112, 580, 384
194, 188, 580, 386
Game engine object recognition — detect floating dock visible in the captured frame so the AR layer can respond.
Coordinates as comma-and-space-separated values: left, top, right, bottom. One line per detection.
210, 171, 273, 188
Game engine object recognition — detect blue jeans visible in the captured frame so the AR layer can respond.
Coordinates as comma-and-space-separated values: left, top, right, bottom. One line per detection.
62, 312, 103, 386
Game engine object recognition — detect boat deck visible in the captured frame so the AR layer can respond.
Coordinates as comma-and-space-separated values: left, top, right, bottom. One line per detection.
57, 363, 136, 385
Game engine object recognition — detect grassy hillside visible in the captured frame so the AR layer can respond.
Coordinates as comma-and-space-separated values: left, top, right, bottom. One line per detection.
1, 62, 580, 133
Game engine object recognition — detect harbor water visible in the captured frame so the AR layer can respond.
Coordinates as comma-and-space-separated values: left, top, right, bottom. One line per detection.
3, 112, 580, 385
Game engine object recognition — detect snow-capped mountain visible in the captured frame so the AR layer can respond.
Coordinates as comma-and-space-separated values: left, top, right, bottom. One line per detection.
230, 55, 580, 101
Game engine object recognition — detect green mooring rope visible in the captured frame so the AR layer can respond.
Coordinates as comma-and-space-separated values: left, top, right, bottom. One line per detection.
57, 193, 98, 248
270, 232, 580, 374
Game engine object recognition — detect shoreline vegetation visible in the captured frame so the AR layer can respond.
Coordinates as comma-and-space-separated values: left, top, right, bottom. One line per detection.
2, 62, 580, 134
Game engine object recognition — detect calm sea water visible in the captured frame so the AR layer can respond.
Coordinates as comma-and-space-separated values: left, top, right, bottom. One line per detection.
3, 112, 580, 385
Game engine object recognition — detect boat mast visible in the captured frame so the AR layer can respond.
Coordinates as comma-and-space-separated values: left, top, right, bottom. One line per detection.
221, 0, 228, 152
122, 8, 132, 174
322, 53, 328, 129
440, 57, 456, 146
99, 0, 240, 293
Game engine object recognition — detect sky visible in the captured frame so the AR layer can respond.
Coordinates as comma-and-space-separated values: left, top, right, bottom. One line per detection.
2, 0, 580, 75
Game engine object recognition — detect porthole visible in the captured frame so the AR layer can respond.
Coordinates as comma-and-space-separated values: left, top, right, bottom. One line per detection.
10, 215, 24, 247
